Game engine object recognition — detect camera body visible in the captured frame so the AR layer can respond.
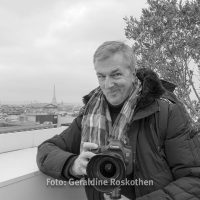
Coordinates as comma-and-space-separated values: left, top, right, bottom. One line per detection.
86, 139, 133, 193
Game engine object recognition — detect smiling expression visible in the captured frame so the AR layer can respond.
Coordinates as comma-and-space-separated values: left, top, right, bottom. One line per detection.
94, 53, 135, 106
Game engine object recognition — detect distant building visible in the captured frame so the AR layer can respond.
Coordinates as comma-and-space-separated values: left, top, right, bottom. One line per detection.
36, 114, 58, 125
0, 85, 81, 128
57, 114, 75, 126
26, 114, 37, 123
43, 104, 58, 114
26, 114, 58, 125
51, 85, 57, 105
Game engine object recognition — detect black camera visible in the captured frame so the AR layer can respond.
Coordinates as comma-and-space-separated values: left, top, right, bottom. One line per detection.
86, 140, 133, 194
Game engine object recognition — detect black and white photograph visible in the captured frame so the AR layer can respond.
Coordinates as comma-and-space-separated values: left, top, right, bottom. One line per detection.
0, 0, 200, 200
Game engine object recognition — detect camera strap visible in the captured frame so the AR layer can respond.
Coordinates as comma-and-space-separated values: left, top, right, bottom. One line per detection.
156, 99, 170, 148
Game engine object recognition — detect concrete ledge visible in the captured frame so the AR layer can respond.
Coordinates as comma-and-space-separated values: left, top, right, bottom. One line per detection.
0, 126, 88, 200
0, 148, 38, 182
0, 126, 66, 153
0, 171, 87, 200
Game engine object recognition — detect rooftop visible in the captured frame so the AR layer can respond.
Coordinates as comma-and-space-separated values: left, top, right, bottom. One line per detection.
0, 147, 37, 183
0, 126, 87, 200
0, 126, 66, 183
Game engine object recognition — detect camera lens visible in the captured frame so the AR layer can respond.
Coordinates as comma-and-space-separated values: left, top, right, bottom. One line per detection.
86, 154, 126, 193
100, 160, 116, 178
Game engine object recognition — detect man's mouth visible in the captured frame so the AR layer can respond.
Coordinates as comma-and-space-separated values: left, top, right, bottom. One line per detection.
107, 90, 118, 96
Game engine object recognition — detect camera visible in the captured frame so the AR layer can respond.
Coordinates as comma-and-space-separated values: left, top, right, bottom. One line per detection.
86, 139, 133, 194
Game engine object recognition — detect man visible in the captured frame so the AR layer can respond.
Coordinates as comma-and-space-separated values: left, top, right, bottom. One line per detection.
37, 41, 200, 200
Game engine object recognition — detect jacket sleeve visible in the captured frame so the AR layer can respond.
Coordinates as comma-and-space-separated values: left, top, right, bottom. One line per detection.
36, 115, 82, 180
137, 104, 200, 200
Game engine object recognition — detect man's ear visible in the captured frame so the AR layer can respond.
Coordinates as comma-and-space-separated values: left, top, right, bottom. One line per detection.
132, 74, 135, 82
132, 73, 138, 85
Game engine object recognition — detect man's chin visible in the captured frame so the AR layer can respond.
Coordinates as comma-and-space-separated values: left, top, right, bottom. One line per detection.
107, 98, 122, 106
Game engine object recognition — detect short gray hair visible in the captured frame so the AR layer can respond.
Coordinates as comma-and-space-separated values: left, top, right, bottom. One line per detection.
93, 41, 137, 72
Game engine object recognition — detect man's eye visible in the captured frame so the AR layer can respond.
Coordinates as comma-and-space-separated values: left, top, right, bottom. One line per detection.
113, 73, 121, 78
97, 75, 105, 80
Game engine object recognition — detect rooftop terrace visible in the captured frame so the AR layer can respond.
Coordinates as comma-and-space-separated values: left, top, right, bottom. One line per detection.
0, 126, 87, 200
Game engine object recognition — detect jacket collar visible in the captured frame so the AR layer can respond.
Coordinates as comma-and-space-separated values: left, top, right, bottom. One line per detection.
132, 100, 159, 121
82, 68, 166, 119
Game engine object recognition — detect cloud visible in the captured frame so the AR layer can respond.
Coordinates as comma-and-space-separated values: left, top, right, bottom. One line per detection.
0, 0, 147, 104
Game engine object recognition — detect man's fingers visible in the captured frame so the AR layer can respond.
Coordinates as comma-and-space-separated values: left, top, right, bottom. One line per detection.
73, 143, 98, 176
81, 151, 96, 160
78, 159, 89, 175
81, 168, 87, 175
81, 160, 88, 168
82, 142, 98, 152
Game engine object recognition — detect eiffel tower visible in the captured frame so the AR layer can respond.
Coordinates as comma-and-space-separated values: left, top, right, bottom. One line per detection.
51, 85, 57, 105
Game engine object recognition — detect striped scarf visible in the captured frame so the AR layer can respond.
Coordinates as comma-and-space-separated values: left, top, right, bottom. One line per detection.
81, 83, 141, 151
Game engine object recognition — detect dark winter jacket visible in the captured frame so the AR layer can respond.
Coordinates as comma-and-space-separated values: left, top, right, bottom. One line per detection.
37, 68, 200, 200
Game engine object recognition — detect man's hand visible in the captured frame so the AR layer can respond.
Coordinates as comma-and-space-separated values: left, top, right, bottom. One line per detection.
104, 194, 130, 200
71, 142, 98, 176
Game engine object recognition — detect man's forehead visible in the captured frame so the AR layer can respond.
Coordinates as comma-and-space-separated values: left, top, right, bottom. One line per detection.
95, 53, 129, 67
95, 66, 122, 74
95, 52, 126, 62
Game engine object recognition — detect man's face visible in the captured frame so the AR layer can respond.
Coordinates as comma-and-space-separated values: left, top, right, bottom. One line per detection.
94, 53, 135, 106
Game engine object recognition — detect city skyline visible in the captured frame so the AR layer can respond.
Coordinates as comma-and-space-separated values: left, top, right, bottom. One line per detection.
0, 84, 82, 105
0, 0, 148, 104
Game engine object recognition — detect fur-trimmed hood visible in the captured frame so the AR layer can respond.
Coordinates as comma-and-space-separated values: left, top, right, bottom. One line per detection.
82, 68, 175, 109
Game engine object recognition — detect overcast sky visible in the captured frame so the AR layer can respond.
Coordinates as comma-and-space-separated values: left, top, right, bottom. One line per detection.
0, 0, 148, 104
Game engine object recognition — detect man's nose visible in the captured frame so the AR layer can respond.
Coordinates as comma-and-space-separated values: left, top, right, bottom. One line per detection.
104, 77, 114, 89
